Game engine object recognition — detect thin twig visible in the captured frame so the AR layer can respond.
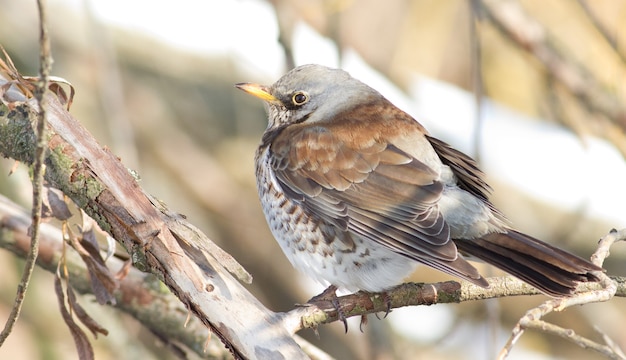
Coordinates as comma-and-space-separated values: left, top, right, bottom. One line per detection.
0, 0, 52, 346
497, 229, 625, 359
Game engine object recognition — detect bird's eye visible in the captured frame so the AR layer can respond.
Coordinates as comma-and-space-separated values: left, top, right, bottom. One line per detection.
292, 92, 309, 105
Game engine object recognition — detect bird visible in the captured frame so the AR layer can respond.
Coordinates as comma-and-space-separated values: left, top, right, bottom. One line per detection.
235, 64, 601, 298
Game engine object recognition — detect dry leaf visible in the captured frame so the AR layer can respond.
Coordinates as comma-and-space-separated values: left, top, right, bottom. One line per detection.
67, 218, 119, 305
55, 267, 95, 360
67, 285, 109, 338
1, 46, 75, 109
64, 211, 120, 304
42, 186, 72, 221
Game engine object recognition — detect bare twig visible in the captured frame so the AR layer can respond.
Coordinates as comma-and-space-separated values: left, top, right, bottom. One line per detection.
497, 229, 625, 359
0, 0, 52, 346
591, 228, 626, 266
498, 296, 623, 360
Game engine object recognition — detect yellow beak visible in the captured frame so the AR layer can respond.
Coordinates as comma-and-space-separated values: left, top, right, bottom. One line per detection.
235, 83, 278, 103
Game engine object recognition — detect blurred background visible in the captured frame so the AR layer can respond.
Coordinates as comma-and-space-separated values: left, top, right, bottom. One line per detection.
1, 0, 626, 359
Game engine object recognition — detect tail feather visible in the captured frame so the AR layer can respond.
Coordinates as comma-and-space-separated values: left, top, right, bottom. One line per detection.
454, 230, 602, 297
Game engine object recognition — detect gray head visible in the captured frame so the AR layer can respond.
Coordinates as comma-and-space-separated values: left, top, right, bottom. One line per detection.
236, 65, 384, 129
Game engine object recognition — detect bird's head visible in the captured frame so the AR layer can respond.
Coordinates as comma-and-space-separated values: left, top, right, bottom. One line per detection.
236, 64, 383, 129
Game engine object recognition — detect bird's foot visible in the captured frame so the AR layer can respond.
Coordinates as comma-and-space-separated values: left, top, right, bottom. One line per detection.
360, 291, 391, 331
306, 285, 348, 333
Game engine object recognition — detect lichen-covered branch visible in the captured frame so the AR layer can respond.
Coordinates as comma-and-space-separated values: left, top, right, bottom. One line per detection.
0, 194, 231, 358
0, 82, 308, 359
285, 274, 623, 334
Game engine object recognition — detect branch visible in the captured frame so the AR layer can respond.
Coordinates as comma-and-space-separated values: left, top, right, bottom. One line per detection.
283, 274, 624, 334
0, 77, 308, 358
497, 229, 625, 359
0, 192, 337, 359
0, 194, 227, 358
284, 229, 624, 358
469, 0, 485, 163
6, 181, 621, 359
575, 0, 626, 65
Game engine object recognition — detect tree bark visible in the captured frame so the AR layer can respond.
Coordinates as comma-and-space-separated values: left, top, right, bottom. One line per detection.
0, 88, 308, 359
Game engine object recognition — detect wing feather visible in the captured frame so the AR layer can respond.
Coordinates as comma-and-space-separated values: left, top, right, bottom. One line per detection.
269, 118, 486, 286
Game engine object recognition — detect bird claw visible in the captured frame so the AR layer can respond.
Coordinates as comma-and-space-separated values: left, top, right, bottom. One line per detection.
332, 296, 349, 333
359, 314, 368, 332
374, 291, 392, 320
307, 285, 348, 333
358, 291, 390, 331
306, 287, 392, 333
383, 291, 392, 318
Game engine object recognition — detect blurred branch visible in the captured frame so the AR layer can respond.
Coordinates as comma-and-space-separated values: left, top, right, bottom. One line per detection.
83, 0, 139, 170
576, 0, 626, 65
469, 0, 485, 163
0, 192, 217, 357
480, 0, 626, 138
270, 0, 296, 70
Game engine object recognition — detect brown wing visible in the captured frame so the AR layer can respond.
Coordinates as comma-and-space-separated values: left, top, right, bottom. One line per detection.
425, 135, 491, 200
426, 135, 505, 219
269, 121, 488, 287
